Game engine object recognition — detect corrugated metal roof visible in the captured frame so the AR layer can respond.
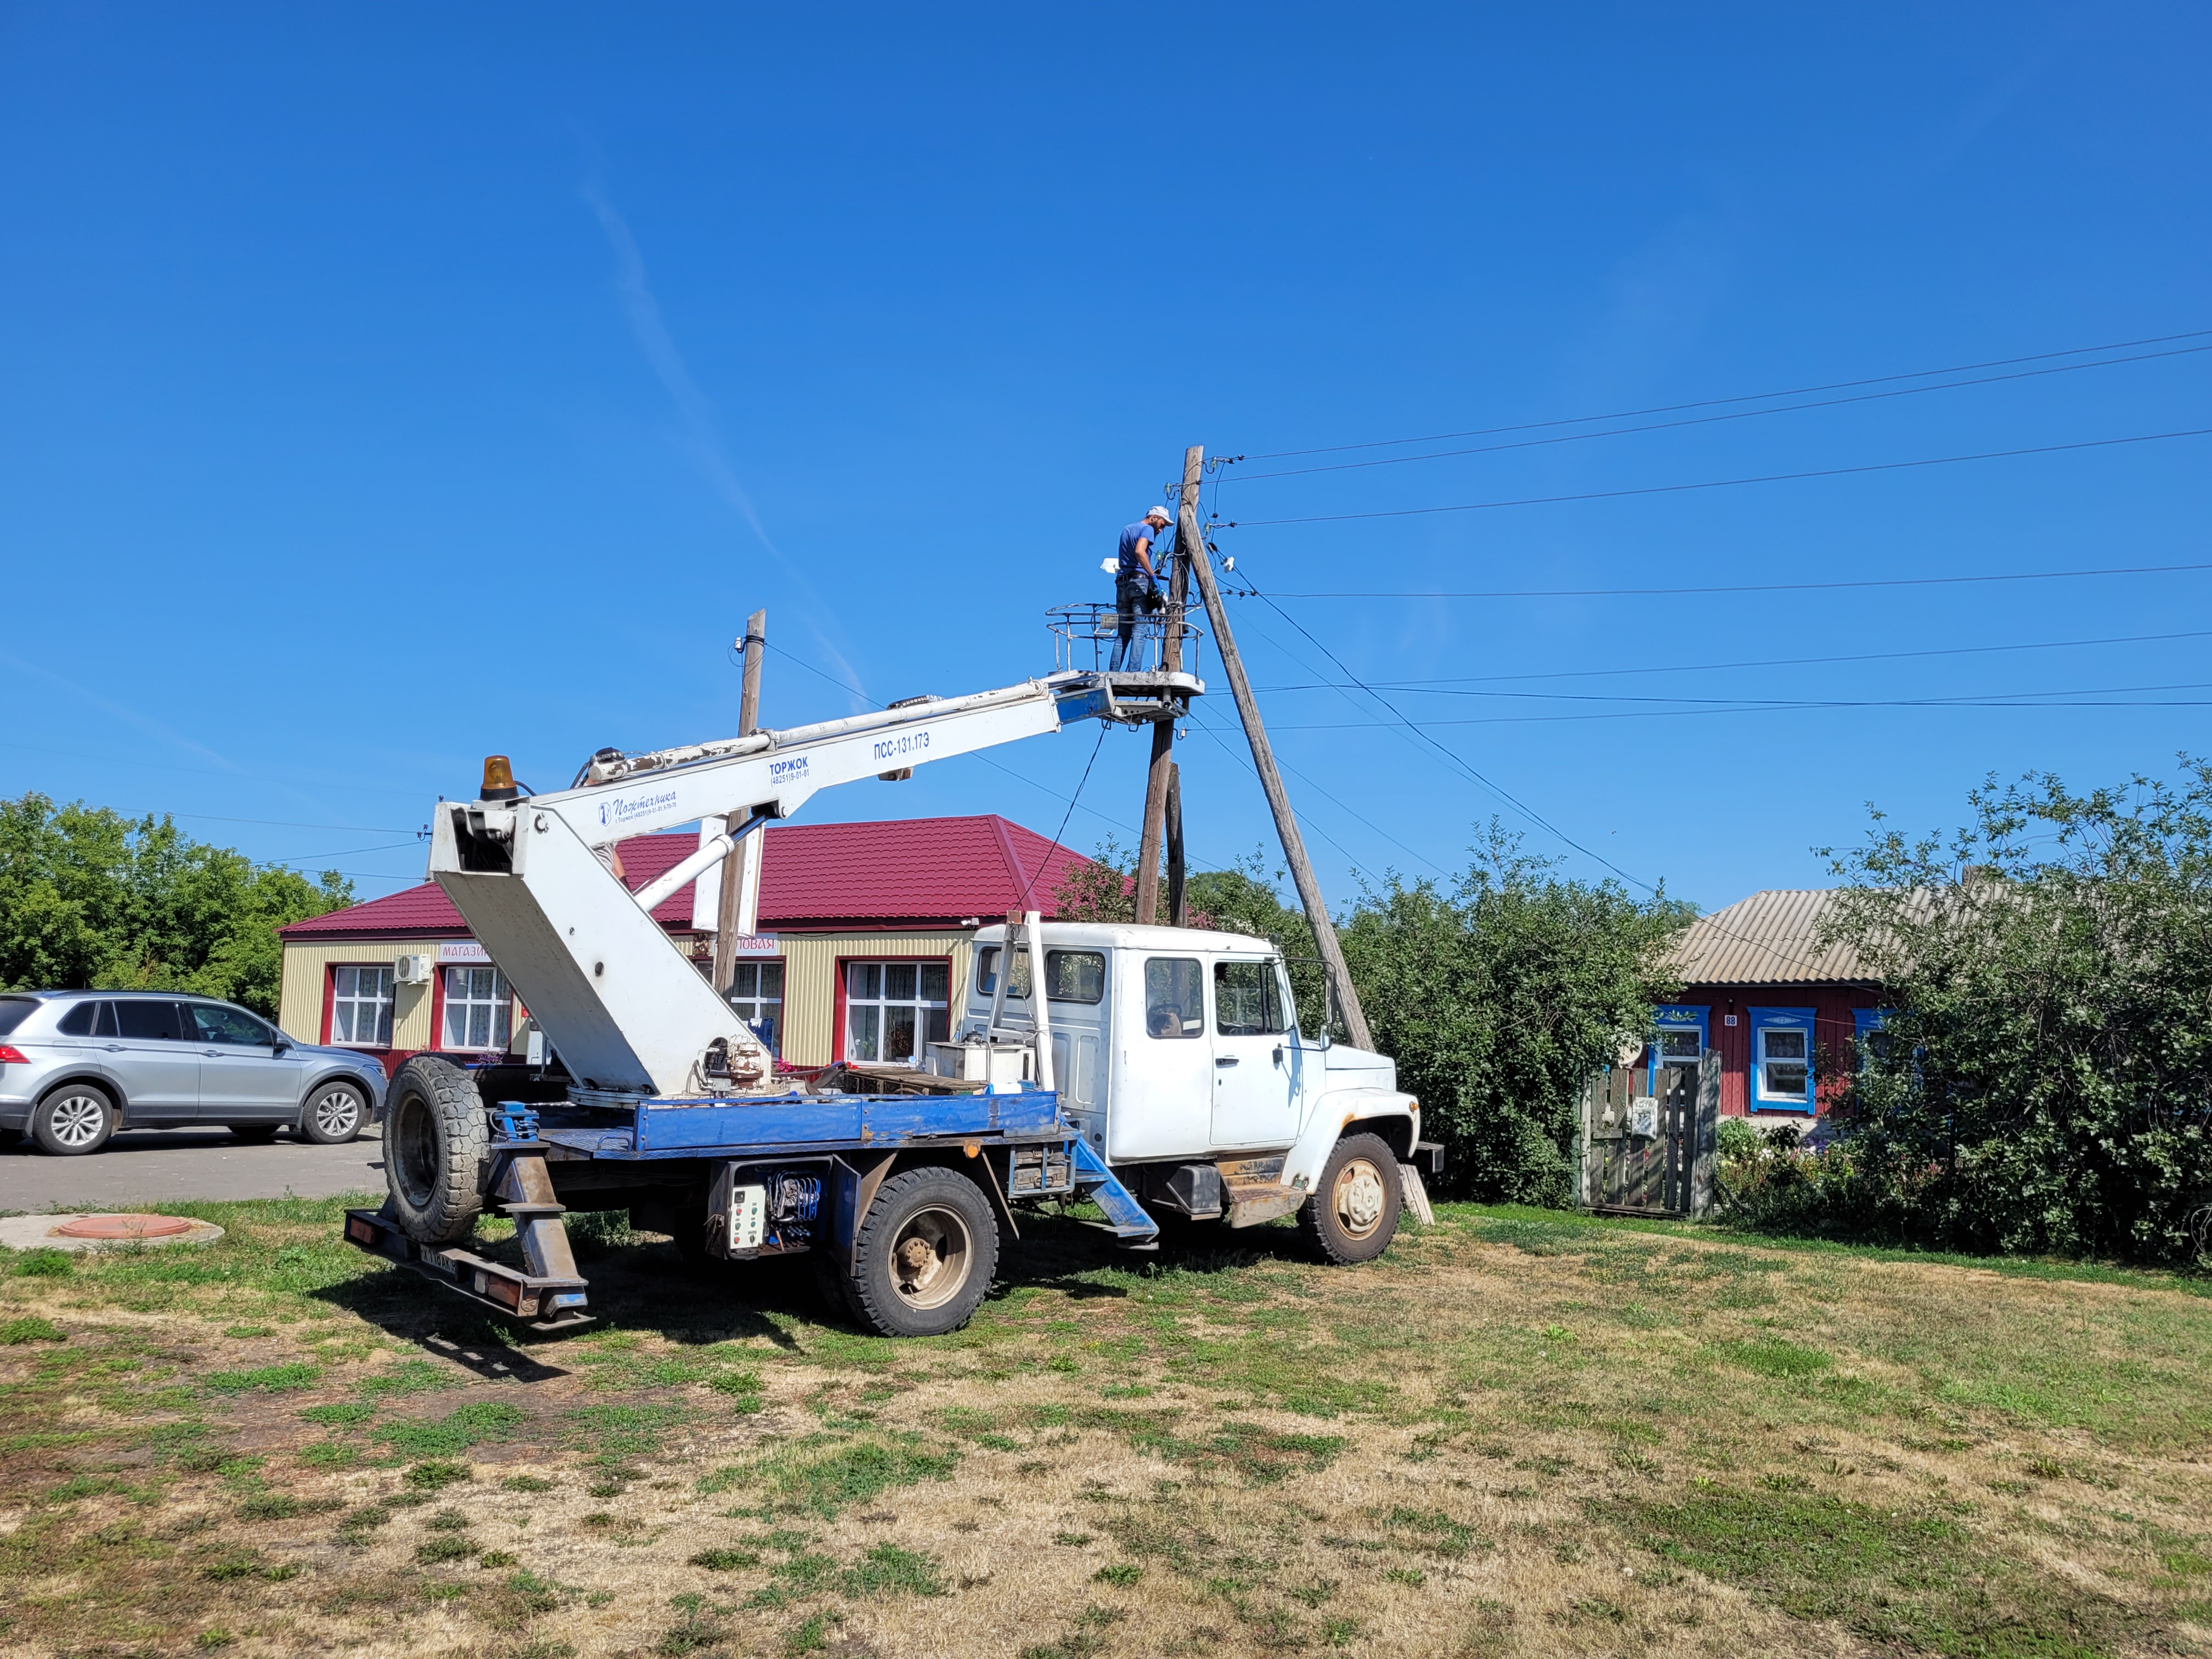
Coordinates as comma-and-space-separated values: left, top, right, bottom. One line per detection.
1667, 889, 1881, 986
280, 816, 1092, 939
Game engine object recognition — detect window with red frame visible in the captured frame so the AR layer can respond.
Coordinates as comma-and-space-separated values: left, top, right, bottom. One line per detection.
330, 966, 394, 1047
844, 961, 949, 1065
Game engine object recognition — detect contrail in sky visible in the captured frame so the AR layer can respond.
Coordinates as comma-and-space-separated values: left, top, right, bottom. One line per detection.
580, 176, 870, 708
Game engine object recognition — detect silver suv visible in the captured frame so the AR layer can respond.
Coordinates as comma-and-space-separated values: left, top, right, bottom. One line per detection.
0, 991, 386, 1156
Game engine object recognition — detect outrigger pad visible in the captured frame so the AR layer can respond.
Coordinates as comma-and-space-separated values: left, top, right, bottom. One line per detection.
342, 1206, 594, 1335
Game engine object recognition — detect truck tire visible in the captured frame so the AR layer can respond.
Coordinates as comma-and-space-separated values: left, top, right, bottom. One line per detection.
841, 1165, 1000, 1338
1297, 1132, 1402, 1265
383, 1056, 487, 1245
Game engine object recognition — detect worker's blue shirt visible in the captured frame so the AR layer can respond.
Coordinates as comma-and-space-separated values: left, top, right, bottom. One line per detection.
1118, 521, 1164, 584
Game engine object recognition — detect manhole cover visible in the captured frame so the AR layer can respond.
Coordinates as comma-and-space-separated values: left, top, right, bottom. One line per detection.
52, 1214, 196, 1240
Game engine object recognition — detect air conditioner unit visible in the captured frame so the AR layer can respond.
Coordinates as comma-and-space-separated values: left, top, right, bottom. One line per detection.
394, 954, 435, 986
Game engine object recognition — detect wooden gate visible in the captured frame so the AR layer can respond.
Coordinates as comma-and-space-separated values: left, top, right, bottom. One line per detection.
1579, 1049, 1719, 1217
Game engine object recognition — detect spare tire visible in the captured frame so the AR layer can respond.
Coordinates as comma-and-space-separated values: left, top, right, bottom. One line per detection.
384, 1055, 488, 1245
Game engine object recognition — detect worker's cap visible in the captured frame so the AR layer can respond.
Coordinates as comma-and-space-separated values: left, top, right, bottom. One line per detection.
1143, 506, 1171, 522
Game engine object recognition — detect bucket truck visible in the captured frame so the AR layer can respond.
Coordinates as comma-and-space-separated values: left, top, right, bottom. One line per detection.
343, 666, 1437, 1337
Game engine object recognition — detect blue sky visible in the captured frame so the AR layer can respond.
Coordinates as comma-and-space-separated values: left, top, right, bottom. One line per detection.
3, 4, 2207, 915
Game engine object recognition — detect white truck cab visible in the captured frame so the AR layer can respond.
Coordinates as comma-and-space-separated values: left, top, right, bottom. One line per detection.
946, 922, 1436, 1259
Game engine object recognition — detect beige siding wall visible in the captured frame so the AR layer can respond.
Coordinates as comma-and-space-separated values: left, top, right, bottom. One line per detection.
282, 927, 975, 1070
276, 939, 442, 1051
776, 930, 973, 1066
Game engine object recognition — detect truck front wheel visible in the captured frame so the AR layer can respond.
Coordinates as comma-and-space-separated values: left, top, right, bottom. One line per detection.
841, 1166, 1000, 1338
1297, 1132, 1402, 1265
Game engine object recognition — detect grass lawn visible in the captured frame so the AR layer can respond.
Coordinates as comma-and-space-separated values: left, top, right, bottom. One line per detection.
1, 1194, 2208, 1658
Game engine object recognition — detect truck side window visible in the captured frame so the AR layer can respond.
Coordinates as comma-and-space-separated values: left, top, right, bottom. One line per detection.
1214, 961, 1288, 1037
974, 947, 1031, 1000
1043, 950, 1104, 1005
1143, 958, 1204, 1039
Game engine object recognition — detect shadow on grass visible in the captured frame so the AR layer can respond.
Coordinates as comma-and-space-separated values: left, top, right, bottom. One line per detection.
312, 1203, 1314, 1353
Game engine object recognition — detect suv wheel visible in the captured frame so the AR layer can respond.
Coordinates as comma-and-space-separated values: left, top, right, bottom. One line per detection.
33, 1085, 117, 1156
301, 1081, 366, 1145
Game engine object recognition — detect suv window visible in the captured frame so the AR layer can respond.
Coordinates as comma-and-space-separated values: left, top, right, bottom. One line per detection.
115, 1001, 190, 1042
57, 1001, 103, 1036
190, 1003, 275, 1046
0, 998, 36, 1037
1214, 960, 1288, 1037
1143, 958, 1204, 1040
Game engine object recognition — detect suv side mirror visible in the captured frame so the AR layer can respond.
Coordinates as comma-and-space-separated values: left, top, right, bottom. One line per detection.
270, 1035, 292, 1054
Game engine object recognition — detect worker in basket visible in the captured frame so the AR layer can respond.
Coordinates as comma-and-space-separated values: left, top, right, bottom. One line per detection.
1109, 506, 1170, 672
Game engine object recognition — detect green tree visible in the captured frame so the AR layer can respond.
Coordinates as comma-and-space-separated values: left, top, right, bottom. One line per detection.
0, 792, 353, 1018
1817, 759, 2212, 1265
1339, 823, 1692, 1205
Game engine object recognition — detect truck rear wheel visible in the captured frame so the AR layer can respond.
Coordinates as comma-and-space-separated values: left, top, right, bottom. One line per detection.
841, 1165, 999, 1338
1297, 1132, 1402, 1265
383, 1056, 488, 1246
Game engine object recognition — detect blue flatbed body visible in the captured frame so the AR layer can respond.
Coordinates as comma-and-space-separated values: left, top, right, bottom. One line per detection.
541, 1085, 1066, 1159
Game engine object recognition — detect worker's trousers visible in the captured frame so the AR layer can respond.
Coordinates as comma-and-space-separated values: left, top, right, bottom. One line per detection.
1110, 575, 1158, 672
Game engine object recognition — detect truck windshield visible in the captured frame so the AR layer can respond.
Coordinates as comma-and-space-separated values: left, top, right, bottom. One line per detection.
1143, 958, 1203, 1039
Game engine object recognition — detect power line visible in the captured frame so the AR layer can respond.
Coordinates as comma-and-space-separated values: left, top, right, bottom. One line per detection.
1265, 676, 2212, 710
1237, 581, 1654, 891
1217, 426, 2212, 529
1261, 693, 2212, 730
1232, 556, 2212, 602
1182, 709, 1447, 879
1229, 342, 2212, 482
1249, 627, 2212, 692
1237, 325, 2212, 461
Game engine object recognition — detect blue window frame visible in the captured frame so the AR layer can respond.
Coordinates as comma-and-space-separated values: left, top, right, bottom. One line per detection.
1748, 1006, 1817, 1113
1853, 1007, 1888, 1069
1649, 1004, 1709, 1090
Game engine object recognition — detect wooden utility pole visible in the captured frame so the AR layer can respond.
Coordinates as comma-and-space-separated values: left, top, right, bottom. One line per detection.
711, 610, 767, 995
1135, 447, 1203, 924
1184, 521, 1375, 1051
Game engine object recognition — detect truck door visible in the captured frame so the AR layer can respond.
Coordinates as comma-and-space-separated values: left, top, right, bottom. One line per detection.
1108, 954, 1210, 1162
1209, 956, 1298, 1149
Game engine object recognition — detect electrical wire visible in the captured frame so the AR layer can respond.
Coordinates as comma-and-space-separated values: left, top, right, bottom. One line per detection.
1236, 325, 2212, 461
1217, 425, 2212, 529
1249, 627, 2212, 692
1256, 676, 2212, 710
1232, 556, 2212, 602
1019, 726, 1108, 910
1233, 579, 1652, 890
1260, 695, 2212, 730
1229, 342, 2212, 482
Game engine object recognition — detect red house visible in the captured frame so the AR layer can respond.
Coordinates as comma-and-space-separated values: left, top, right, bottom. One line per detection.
1661, 889, 1884, 1126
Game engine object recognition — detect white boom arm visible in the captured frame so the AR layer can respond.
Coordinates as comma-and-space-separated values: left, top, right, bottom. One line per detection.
426, 669, 1195, 1097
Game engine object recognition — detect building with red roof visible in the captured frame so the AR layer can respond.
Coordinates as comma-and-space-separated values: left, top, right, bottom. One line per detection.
275, 815, 1095, 1073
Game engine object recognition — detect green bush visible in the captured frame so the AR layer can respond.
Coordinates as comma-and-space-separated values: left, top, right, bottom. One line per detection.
1804, 760, 2212, 1265
1340, 824, 1691, 1204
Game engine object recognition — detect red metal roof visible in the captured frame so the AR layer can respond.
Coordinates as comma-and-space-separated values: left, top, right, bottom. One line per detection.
279, 816, 1094, 939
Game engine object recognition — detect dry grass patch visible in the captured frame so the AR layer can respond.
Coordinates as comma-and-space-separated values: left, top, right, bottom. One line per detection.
1, 1193, 2208, 1656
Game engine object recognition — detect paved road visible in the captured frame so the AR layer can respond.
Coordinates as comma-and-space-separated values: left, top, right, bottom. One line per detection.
0, 1126, 385, 1212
